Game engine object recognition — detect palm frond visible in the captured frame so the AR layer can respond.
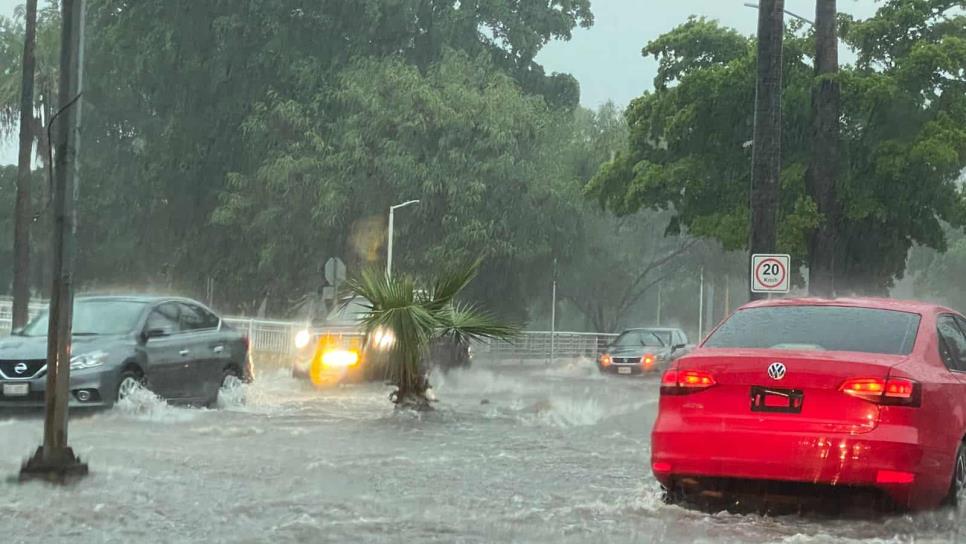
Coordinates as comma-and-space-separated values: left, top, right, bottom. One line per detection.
436, 301, 519, 345
423, 257, 483, 313
346, 268, 436, 391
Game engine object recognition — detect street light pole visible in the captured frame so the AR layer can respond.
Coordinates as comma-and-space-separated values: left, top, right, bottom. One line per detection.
386, 200, 420, 278
550, 258, 557, 366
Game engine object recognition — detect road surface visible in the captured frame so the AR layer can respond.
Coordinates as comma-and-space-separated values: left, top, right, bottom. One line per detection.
1, 360, 963, 543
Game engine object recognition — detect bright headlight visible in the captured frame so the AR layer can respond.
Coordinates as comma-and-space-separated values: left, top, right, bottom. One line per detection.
294, 329, 311, 349
70, 350, 109, 370
322, 349, 360, 368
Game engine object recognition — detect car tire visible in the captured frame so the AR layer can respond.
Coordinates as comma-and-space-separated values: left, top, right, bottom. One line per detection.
944, 441, 966, 507
115, 369, 146, 404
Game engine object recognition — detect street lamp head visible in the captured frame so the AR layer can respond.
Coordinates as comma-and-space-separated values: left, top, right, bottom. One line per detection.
391, 200, 421, 211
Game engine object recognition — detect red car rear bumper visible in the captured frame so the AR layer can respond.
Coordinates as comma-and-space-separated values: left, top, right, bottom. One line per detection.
651, 422, 952, 509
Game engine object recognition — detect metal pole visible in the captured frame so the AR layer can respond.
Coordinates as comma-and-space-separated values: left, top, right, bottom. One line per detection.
550, 258, 557, 366
21, 0, 87, 481
387, 207, 395, 279
748, 0, 784, 301
698, 267, 705, 340
656, 283, 662, 326
386, 200, 419, 279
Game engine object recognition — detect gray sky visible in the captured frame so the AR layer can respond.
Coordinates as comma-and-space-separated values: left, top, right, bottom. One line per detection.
538, 0, 880, 109
0, 0, 882, 166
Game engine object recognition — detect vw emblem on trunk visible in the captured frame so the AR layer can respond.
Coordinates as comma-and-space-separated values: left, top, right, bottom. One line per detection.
14, 362, 28, 375
767, 362, 786, 380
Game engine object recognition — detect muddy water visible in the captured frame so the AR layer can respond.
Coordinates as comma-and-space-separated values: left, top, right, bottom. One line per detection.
0, 360, 964, 543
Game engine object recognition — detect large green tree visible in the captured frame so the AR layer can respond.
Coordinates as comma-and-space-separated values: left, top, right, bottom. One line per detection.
213, 52, 577, 321
589, 2, 966, 293
42, 0, 590, 312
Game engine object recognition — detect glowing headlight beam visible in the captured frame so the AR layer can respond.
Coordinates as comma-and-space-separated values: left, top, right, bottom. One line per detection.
294, 329, 311, 349
322, 349, 360, 368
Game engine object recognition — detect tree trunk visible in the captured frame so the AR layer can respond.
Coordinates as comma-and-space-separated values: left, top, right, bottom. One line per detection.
807, 0, 839, 297
749, 0, 784, 301
12, 0, 39, 331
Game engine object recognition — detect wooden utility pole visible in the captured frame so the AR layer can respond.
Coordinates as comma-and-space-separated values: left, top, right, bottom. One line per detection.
12, 0, 39, 332
20, 0, 87, 483
749, 0, 785, 301
806, 0, 839, 297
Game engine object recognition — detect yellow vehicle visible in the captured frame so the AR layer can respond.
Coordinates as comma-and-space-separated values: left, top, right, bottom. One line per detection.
290, 296, 395, 386
291, 331, 368, 386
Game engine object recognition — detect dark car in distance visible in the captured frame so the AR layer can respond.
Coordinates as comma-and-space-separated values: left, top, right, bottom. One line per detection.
597, 327, 690, 375
0, 295, 252, 408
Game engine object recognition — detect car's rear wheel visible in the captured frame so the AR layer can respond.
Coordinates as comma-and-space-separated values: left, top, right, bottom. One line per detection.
116, 370, 146, 403
211, 368, 244, 407
944, 442, 966, 507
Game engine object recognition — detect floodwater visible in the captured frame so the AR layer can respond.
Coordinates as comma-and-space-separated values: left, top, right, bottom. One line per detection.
0, 360, 964, 543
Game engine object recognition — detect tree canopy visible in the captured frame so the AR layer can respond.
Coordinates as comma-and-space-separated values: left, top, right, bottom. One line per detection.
589, 1, 966, 293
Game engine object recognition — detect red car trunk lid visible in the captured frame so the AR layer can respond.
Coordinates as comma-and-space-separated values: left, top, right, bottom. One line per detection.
670, 348, 908, 434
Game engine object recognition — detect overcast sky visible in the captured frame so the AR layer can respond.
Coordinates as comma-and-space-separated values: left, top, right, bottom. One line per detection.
0, 0, 881, 166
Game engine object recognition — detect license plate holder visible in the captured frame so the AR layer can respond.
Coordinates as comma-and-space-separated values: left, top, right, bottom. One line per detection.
2, 382, 29, 397
617, 367, 632, 375
750, 385, 803, 413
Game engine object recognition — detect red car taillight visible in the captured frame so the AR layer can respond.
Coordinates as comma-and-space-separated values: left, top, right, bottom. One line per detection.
660, 369, 716, 395
839, 377, 920, 406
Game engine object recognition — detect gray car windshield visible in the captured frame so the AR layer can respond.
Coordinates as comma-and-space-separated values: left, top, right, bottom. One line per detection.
613, 331, 666, 348
22, 300, 146, 337
704, 306, 921, 356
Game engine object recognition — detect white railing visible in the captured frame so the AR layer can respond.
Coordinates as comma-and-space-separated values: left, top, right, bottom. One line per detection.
0, 300, 615, 360
223, 317, 616, 360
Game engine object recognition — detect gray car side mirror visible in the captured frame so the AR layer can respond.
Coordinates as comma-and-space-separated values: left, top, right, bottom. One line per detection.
143, 328, 170, 341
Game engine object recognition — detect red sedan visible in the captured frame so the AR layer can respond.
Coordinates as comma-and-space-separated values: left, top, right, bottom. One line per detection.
651, 297, 966, 511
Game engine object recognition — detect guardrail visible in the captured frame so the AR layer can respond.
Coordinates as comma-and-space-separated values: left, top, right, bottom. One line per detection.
223, 317, 616, 361
0, 300, 616, 360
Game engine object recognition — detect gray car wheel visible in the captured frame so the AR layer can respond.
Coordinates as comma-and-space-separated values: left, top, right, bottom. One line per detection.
116, 370, 145, 403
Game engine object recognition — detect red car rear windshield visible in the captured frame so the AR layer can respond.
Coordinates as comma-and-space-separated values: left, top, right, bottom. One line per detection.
704, 306, 921, 355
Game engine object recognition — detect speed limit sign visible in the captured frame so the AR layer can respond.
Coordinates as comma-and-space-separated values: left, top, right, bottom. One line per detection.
751, 254, 790, 293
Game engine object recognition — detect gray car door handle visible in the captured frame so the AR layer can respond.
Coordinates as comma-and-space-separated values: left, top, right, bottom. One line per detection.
213, 345, 224, 354
179, 349, 190, 356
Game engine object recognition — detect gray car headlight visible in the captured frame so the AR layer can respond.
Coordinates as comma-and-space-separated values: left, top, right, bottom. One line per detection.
70, 350, 109, 370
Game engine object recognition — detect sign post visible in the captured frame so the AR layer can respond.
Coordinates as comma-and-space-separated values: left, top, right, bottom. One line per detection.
322, 257, 346, 315
751, 254, 791, 295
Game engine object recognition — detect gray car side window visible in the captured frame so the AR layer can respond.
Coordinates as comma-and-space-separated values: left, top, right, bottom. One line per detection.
146, 303, 181, 334
177, 303, 206, 331
177, 303, 220, 331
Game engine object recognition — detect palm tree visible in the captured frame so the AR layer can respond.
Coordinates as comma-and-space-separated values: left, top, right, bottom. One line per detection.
347, 259, 516, 410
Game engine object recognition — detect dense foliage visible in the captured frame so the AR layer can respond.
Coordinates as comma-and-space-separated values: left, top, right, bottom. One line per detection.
6, 1, 963, 331
2, 0, 699, 331
589, 1, 966, 293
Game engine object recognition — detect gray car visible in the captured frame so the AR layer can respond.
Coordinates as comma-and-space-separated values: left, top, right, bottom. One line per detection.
0, 295, 252, 409
597, 327, 691, 375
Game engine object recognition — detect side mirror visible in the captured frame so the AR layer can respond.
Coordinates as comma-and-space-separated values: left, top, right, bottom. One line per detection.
142, 328, 169, 341
672, 343, 686, 351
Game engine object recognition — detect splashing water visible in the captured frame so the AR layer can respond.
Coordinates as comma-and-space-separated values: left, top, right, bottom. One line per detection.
111, 383, 198, 423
